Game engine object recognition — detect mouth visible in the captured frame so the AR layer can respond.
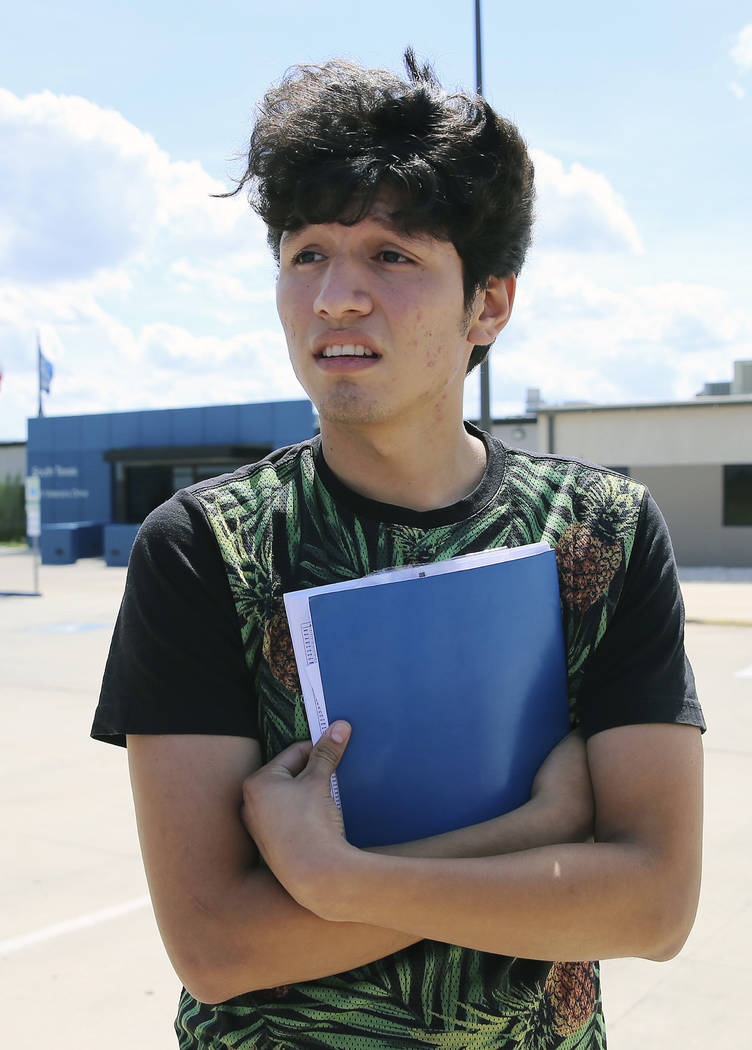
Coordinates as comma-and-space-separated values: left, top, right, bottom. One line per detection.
316, 344, 379, 360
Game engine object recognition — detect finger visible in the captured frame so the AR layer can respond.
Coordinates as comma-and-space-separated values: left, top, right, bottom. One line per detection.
305, 721, 351, 780
264, 738, 313, 778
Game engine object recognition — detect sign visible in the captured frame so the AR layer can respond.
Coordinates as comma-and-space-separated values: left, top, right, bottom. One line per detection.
25, 474, 42, 538
26, 507, 41, 537
25, 475, 41, 503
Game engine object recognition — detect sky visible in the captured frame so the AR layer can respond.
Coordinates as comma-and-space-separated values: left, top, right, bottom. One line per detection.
1, 0, 751, 441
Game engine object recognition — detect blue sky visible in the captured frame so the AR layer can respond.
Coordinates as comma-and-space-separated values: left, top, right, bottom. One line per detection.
1, 0, 750, 440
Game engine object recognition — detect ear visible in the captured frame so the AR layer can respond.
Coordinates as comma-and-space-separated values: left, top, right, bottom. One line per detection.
466, 275, 516, 346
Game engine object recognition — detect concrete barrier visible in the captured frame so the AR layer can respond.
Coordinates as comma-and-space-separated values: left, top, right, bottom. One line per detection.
104, 523, 141, 567
40, 522, 104, 564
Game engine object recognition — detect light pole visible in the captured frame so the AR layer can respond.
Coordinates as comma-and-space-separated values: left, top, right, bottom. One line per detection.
475, 1, 492, 434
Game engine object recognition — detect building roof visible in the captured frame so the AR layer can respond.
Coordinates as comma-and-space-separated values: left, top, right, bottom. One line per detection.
535, 394, 752, 415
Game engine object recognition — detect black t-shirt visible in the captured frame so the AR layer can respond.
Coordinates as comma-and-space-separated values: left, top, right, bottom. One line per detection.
91, 433, 704, 1050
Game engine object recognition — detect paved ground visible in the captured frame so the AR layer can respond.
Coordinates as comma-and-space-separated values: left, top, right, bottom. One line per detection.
1, 548, 750, 1048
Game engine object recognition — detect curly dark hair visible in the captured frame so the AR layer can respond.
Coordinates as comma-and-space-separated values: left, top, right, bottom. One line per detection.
227, 50, 535, 372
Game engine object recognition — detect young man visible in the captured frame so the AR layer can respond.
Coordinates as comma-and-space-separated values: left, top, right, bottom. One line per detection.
92, 53, 704, 1049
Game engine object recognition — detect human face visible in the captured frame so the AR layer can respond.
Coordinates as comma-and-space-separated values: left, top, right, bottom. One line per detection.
275, 203, 479, 432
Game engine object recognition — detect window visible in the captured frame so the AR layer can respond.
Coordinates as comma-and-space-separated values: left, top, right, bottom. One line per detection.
724, 465, 752, 526
124, 465, 174, 524
107, 444, 271, 523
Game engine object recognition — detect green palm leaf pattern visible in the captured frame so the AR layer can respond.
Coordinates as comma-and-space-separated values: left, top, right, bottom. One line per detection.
186, 438, 642, 1049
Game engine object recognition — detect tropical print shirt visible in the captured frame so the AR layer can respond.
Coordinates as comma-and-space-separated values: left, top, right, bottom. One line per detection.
94, 427, 703, 1050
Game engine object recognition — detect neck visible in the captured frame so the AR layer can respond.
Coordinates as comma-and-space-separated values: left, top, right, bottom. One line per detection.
318, 416, 487, 512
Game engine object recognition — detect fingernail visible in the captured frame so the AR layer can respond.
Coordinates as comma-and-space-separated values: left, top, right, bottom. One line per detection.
329, 721, 349, 743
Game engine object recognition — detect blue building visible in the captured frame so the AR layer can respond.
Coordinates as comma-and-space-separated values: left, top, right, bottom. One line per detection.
27, 399, 315, 564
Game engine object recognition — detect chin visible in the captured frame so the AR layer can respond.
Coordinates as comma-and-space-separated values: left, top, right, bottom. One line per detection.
316, 390, 387, 427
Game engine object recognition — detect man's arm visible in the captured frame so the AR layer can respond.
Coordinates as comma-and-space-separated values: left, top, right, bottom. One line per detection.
127, 733, 413, 1005
243, 719, 703, 963
127, 728, 593, 1005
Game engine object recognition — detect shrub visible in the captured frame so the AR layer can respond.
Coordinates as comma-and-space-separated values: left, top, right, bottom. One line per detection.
0, 474, 26, 542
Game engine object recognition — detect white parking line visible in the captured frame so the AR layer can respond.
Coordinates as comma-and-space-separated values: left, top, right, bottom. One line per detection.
0, 896, 150, 955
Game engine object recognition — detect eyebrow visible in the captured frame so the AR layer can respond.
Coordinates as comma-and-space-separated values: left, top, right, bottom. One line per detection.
281, 214, 435, 248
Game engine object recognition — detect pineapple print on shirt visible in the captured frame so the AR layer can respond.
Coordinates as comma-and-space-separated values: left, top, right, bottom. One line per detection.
544, 963, 599, 1039
557, 474, 643, 614
262, 597, 300, 693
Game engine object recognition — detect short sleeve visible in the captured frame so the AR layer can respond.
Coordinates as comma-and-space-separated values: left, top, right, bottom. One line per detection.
91, 491, 258, 747
577, 490, 706, 739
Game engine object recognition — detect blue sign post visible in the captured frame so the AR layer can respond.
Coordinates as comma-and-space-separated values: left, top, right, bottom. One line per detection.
24, 474, 42, 595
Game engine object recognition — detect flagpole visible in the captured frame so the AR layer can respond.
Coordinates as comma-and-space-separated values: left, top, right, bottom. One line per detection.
475, 0, 492, 435
37, 332, 43, 417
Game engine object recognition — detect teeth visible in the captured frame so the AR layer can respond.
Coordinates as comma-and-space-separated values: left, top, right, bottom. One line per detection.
321, 344, 375, 358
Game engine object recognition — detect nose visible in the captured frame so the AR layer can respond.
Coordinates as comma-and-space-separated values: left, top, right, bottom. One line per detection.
313, 257, 373, 321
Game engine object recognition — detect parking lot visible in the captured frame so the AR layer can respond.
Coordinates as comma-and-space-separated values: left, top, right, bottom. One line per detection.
2, 548, 751, 1049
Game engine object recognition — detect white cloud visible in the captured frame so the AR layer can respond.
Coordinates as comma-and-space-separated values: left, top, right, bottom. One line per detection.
58, 322, 300, 416
170, 259, 275, 304
0, 88, 265, 283
484, 259, 752, 414
730, 24, 752, 73
0, 89, 286, 439
1, 88, 749, 445
0, 282, 299, 431
0, 89, 158, 280
729, 81, 746, 100
531, 149, 643, 255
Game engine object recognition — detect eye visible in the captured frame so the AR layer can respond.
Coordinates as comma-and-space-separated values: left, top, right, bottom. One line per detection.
293, 249, 325, 265
377, 249, 411, 264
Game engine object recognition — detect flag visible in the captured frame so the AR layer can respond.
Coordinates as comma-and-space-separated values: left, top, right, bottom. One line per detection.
39, 342, 54, 395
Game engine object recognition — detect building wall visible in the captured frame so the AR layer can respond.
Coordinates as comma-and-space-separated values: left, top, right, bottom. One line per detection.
630, 464, 752, 567
26, 400, 315, 527
489, 419, 539, 452
0, 442, 26, 482
537, 400, 752, 567
541, 400, 752, 466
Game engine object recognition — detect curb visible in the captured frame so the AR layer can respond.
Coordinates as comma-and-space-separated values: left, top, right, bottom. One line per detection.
685, 617, 752, 628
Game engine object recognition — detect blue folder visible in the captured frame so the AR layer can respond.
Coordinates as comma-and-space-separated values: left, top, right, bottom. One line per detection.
308, 547, 570, 849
